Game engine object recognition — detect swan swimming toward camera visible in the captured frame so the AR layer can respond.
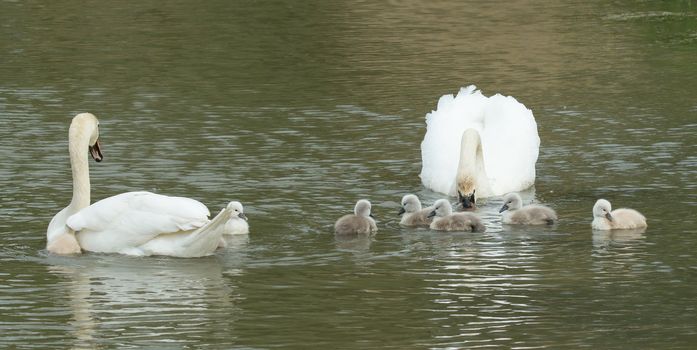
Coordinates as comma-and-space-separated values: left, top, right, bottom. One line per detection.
46, 113, 244, 257
420, 85, 540, 208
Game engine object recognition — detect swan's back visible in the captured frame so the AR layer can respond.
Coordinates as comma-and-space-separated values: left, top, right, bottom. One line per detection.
69, 191, 211, 253
420, 86, 539, 197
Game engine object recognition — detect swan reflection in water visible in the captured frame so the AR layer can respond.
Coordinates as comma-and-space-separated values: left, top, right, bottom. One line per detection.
47, 254, 243, 348
592, 227, 647, 251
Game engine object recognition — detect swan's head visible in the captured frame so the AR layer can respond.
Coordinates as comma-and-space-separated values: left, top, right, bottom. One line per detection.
593, 199, 613, 221
457, 189, 476, 210
499, 192, 523, 213
71, 113, 103, 162
427, 199, 452, 218
398, 194, 422, 216
227, 201, 247, 220
354, 199, 373, 218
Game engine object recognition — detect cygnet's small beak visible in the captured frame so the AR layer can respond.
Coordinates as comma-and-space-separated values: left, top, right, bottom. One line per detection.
499, 204, 509, 213
427, 210, 436, 219
398, 207, 406, 216
605, 212, 612, 221
239, 212, 248, 221
369, 213, 375, 219
89, 139, 103, 162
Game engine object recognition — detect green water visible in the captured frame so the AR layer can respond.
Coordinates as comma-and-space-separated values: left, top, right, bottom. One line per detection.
1, 1, 696, 348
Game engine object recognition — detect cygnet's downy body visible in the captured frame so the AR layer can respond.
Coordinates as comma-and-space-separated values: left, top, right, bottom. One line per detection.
218, 201, 249, 249
335, 199, 378, 236
428, 199, 486, 232
499, 192, 557, 225
592, 199, 647, 230
398, 194, 433, 227
223, 201, 249, 235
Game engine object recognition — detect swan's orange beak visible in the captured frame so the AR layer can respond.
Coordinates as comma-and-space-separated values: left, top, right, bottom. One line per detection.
89, 139, 103, 162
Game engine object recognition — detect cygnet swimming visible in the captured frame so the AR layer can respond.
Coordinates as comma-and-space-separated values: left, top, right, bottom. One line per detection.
223, 201, 249, 235
334, 199, 378, 236
428, 199, 486, 232
218, 201, 249, 249
398, 194, 433, 227
499, 192, 557, 225
592, 199, 647, 230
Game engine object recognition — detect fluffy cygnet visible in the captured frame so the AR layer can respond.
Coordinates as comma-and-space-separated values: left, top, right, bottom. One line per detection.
499, 192, 557, 225
335, 199, 378, 236
224, 201, 249, 235
218, 201, 249, 249
398, 194, 433, 227
592, 199, 647, 230
428, 199, 486, 232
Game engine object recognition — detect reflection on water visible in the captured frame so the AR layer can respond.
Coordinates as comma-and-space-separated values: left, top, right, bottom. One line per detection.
1, 0, 697, 348
44, 256, 241, 349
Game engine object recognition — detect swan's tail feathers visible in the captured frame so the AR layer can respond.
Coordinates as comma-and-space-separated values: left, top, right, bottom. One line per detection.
180, 205, 233, 252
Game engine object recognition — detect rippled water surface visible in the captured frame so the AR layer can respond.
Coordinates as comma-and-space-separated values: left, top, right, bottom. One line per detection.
1, 1, 697, 349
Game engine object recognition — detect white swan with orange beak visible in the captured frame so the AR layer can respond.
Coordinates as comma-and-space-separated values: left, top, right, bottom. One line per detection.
46, 113, 243, 257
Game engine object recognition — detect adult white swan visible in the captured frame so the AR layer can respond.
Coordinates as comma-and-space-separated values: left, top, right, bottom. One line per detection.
46, 113, 242, 257
419, 85, 540, 208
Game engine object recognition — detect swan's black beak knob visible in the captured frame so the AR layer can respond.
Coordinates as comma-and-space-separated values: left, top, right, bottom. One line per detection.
89, 139, 103, 162
458, 190, 476, 210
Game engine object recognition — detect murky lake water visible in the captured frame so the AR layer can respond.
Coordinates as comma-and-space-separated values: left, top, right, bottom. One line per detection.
1, 0, 696, 348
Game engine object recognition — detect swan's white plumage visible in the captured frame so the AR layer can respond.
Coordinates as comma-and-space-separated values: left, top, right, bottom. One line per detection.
68, 192, 211, 253
420, 85, 540, 197
47, 113, 240, 257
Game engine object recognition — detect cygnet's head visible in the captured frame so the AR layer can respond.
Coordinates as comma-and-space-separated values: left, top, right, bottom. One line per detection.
398, 194, 422, 216
499, 193, 523, 213
593, 199, 612, 221
227, 201, 248, 220
354, 199, 373, 218
427, 199, 453, 218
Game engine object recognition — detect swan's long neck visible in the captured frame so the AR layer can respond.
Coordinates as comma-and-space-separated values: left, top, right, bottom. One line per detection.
67, 124, 91, 211
456, 129, 484, 196
46, 119, 93, 254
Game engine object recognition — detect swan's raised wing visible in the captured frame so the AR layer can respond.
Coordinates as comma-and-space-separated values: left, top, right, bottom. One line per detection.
480, 93, 539, 195
68, 191, 210, 252
420, 86, 540, 197
420, 86, 489, 195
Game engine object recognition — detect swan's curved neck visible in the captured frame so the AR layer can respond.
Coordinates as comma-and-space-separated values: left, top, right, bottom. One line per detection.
67, 125, 91, 211
456, 129, 485, 195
